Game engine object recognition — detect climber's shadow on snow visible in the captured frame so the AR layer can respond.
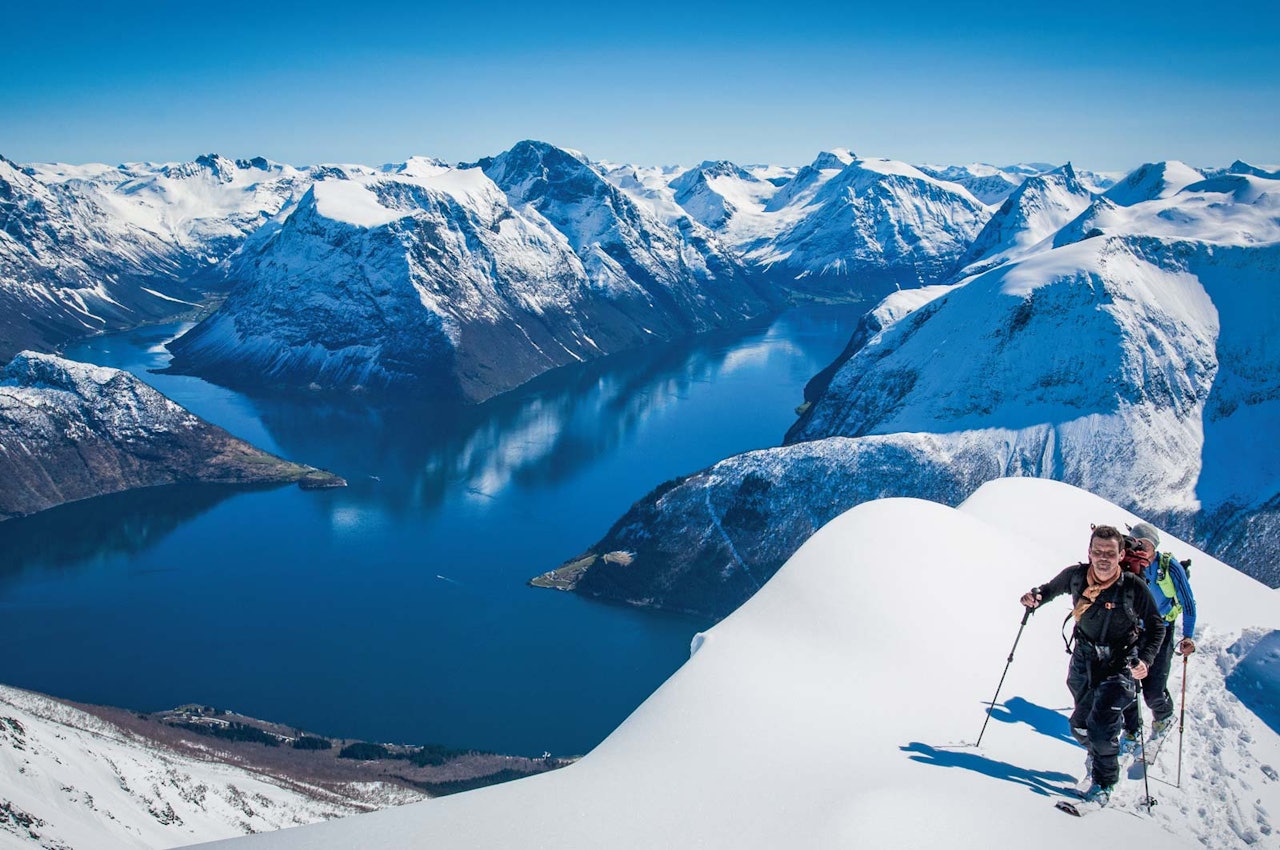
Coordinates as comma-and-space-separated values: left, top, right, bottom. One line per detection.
983, 696, 1079, 746
902, 742, 1076, 797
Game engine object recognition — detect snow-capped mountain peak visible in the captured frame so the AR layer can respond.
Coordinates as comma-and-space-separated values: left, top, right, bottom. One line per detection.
1102, 160, 1206, 207
1225, 159, 1280, 179
472, 140, 599, 208
956, 163, 1095, 275
761, 149, 854, 213
382, 155, 451, 180
749, 152, 990, 295
667, 159, 774, 231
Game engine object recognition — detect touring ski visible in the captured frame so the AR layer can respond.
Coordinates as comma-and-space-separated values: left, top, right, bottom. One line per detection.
1055, 797, 1107, 817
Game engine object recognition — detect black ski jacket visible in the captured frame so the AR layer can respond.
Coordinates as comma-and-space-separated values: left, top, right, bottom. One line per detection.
1034, 564, 1166, 668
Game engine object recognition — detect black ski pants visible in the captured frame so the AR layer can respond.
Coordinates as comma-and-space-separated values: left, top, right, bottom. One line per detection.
1123, 623, 1176, 733
1067, 646, 1137, 787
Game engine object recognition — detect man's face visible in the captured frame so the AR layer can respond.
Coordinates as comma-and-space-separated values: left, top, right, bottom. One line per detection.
1132, 538, 1155, 569
1089, 537, 1123, 579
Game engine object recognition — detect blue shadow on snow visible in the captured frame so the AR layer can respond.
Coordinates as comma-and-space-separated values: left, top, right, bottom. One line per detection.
902, 742, 1076, 797
1225, 630, 1280, 735
983, 696, 1081, 747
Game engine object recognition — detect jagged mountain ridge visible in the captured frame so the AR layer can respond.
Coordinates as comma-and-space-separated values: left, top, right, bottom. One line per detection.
551, 161, 1280, 616
955, 163, 1096, 276
612, 150, 996, 299
166, 141, 781, 403
743, 155, 991, 294
0, 352, 340, 520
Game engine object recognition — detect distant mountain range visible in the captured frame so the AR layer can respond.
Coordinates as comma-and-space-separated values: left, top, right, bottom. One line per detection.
3, 144, 1279, 849
0, 144, 1114, 401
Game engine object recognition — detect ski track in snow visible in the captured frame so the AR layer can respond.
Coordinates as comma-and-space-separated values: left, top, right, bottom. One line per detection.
1097, 629, 1276, 847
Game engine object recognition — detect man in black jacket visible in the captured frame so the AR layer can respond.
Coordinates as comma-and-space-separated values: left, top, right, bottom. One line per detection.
1020, 525, 1166, 806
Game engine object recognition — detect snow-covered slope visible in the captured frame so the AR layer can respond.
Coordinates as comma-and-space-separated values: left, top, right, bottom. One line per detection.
166, 141, 777, 403
956, 163, 1095, 275
809, 171, 1280, 580
0, 352, 338, 519
0, 686, 421, 850
1102, 160, 1205, 207
191, 479, 1280, 850
559, 162, 1280, 616
0, 154, 312, 360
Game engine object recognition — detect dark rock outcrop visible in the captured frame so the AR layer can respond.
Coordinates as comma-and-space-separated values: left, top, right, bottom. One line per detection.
0, 352, 342, 520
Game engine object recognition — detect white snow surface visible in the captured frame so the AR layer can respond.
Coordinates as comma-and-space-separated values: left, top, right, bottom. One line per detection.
310, 181, 407, 228
190, 478, 1280, 850
0, 686, 421, 850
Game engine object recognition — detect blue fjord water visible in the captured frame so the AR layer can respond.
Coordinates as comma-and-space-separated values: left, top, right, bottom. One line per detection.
0, 305, 861, 757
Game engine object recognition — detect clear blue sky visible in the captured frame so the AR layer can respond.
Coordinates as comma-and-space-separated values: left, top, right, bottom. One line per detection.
3, 0, 1277, 172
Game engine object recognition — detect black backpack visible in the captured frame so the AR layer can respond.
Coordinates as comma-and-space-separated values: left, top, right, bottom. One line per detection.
1060, 566, 1141, 655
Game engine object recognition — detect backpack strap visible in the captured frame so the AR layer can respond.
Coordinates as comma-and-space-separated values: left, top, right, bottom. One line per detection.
1060, 565, 1088, 654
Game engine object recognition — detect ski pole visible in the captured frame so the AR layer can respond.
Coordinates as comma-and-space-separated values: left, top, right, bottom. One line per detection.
1128, 658, 1157, 811
976, 604, 1034, 748
1176, 653, 1188, 788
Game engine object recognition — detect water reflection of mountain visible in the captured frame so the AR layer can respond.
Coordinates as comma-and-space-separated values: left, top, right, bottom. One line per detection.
0, 484, 246, 580
249, 316, 784, 517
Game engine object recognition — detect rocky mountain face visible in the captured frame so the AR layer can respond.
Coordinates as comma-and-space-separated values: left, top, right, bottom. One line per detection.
753, 155, 989, 295
546, 163, 1280, 617
167, 141, 780, 403
0, 154, 312, 361
0, 352, 341, 520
